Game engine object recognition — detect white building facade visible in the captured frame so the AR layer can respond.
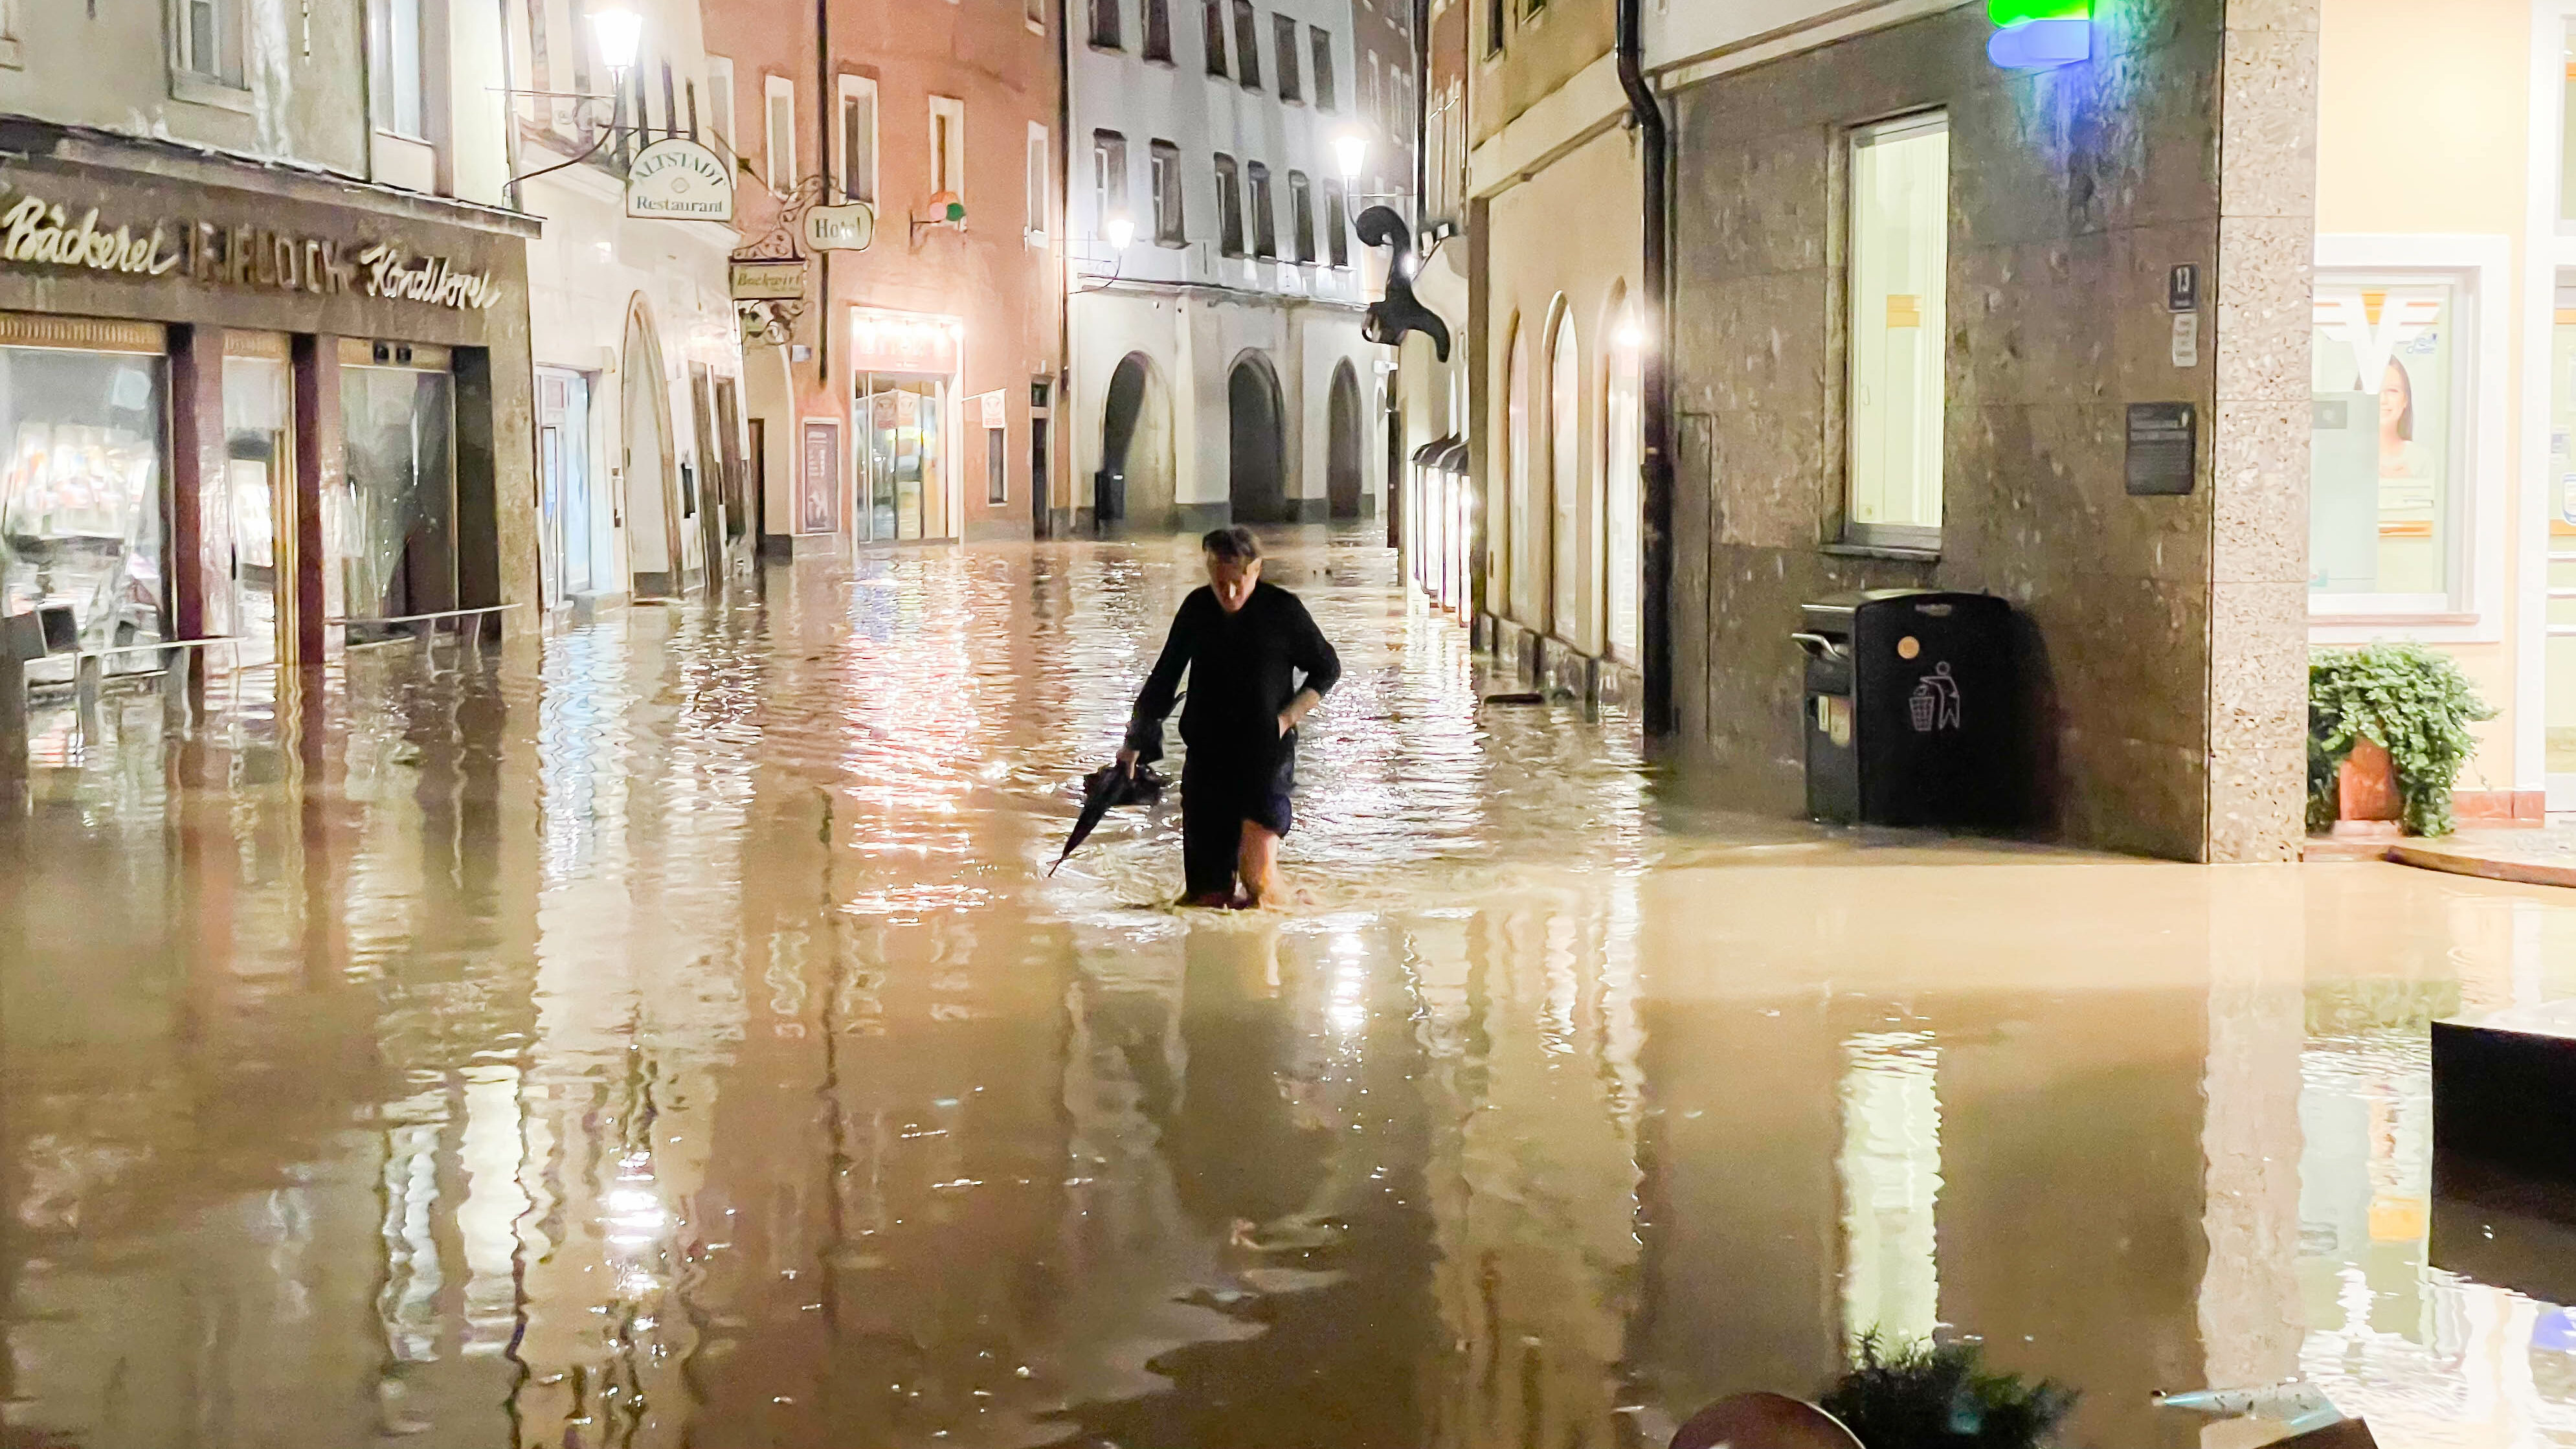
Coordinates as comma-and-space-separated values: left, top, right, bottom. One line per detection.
508, 0, 749, 604
1069, 0, 1383, 531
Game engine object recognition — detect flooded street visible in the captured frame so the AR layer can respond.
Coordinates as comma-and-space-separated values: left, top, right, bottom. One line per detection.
6, 533, 2576, 1449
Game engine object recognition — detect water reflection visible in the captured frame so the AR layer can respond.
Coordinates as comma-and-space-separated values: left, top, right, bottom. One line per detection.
7, 535, 2576, 1448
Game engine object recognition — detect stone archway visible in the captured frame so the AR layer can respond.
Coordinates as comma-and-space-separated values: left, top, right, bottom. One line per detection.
1099, 351, 1173, 528
1226, 353, 1286, 524
1327, 359, 1363, 521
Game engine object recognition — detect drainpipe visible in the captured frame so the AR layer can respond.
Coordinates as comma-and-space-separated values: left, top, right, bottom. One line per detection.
816, 0, 833, 392
1616, 0, 1673, 737
1055, 0, 1072, 539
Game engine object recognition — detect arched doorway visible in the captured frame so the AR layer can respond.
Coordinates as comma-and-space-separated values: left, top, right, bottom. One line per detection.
1548, 306, 1582, 644
1099, 352, 1174, 528
1327, 359, 1362, 520
1227, 354, 1286, 524
620, 299, 682, 596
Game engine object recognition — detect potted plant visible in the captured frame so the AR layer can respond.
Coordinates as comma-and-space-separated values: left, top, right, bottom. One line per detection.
2308, 644, 2495, 837
1818, 1332, 2077, 1449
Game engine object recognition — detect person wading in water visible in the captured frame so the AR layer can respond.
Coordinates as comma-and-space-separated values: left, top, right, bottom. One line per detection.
1117, 527, 1341, 908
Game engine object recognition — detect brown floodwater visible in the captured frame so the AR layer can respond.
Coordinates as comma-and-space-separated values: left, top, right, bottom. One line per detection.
5, 532, 2574, 1449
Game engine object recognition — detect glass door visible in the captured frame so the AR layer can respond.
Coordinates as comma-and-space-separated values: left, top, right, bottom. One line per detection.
221, 339, 291, 670
336, 341, 456, 643
2548, 282, 2576, 804
857, 373, 949, 542
538, 367, 593, 602
0, 337, 167, 684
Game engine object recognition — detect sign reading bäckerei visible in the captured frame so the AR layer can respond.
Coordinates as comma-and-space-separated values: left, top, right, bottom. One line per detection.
627, 139, 734, 223
0, 175, 503, 310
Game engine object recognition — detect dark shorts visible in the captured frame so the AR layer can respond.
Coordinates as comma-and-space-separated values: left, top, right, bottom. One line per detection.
1178, 737, 1295, 897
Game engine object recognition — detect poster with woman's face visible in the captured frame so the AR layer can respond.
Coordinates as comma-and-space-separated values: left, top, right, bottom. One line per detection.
2311, 283, 2454, 598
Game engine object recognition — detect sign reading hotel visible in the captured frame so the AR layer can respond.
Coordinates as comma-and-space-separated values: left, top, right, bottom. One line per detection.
627, 139, 735, 223
803, 203, 873, 253
0, 177, 501, 310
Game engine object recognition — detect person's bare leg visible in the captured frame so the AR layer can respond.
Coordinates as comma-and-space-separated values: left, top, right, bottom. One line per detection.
1237, 822, 1283, 908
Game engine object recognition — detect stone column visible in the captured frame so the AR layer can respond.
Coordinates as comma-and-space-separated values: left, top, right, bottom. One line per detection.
2205, 0, 2318, 862
290, 334, 341, 669
166, 324, 226, 644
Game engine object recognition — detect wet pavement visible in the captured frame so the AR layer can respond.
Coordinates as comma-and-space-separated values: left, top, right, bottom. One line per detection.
6, 531, 2576, 1448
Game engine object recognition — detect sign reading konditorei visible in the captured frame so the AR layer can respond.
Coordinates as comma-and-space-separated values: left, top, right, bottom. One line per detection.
0, 177, 503, 310
627, 139, 735, 223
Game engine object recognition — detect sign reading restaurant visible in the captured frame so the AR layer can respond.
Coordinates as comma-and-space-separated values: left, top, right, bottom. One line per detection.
626, 139, 735, 223
0, 176, 503, 310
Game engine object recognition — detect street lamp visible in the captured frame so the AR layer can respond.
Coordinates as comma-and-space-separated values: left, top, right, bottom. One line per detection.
590, 4, 644, 78
1332, 131, 1368, 185
1106, 214, 1136, 251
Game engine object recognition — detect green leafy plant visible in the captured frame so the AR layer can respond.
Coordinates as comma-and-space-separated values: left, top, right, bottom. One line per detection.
2308, 643, 2496, 837
1818, 1332, 2078, 1449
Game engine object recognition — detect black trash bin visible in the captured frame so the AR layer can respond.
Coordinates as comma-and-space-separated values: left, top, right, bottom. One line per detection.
1093, 469, 1126, 528
1794, 589, 2015, 827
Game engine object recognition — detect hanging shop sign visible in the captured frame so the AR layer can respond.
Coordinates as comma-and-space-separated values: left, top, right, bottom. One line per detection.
0, 175, 502, 310
729, 258, 809, 300
975, 390, 1006, 428
627, 139, 735, 223
803, 202, 875, 253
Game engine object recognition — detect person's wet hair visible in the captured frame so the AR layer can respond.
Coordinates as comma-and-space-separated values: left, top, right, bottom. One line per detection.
1201, 526, 1261, 564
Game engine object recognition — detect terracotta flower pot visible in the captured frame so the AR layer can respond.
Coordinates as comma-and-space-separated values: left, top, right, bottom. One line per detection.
2332, 736, 2404, 838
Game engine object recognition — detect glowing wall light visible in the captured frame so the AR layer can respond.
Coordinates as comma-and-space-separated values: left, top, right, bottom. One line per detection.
1987, 0, 2091, 68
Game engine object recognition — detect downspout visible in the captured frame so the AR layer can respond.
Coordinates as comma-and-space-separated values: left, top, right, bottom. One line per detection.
1616, 0, 1674, 739
1056, 0, 1072, 538
816, 0, 833, 392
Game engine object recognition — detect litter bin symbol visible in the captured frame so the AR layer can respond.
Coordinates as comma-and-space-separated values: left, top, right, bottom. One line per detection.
1909, 662, 1962, 734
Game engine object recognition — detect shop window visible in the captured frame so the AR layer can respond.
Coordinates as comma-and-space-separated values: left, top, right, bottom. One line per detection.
1275, 15, 1302, 100
1310, 28, 1335, 110
1215, 153, 1244, 256
1143, 0, 1172, 61
1844, 110, 1949, 550
930, 96, 967, 208
838, 75, 878, 205
1287, 170, 1314, 263
0, 345, 167, 668
1093, 130, 1130, 240
1151, 140, 1185, 244
707, 56, 735, 159
1232, 0, 1260, 89
2311, 280, 2462, 608
181, 0, 247, 91
765, 76, 796, 193
1323, 177, 1348, 267
370, 0, 425, 134
1247, 161, 1275, 258
1090, 0, 1121, 51
1202, 0, 1228, 77
339, 363, 457, 640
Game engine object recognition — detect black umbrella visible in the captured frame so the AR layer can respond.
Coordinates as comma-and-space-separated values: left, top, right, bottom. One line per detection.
1049, 759, 1170, 875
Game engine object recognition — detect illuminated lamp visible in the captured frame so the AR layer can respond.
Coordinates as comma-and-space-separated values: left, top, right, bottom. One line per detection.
1987, 0, 2090, 68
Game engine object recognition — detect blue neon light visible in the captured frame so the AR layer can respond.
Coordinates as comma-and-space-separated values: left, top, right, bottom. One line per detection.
1987, 17, 2092, 68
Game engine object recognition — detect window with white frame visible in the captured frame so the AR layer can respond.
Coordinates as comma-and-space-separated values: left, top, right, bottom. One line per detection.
1231, 0, 1260, 88
1215, 153, 1244, 256
1026, 123, 1051, 246
930, 96, 967, 206
1845, 111, 1949, 549
1027, 0, 1046, 32
182, 0, 249, 90
370, 0, 429, 131
2311, 278, 2467, 609
1143, 0, 1172, 61
1092, 130, 1128, 238
836, 75, 878, 205
1246, 161, 1275, 257
1273, 15, 1301, 101
1310, 28, 1334, 109
1203, 1, 1229, 76
1151, 140, 1184, 243
1091, 0, 1121, 49
707, 56, 735, 161
0, 0, 24, 70
765, 76, 797, 193
1287, 171, 1314, 263
1323, 177, 1347, 266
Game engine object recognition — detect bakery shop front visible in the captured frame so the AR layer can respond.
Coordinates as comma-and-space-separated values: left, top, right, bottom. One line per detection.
0, 121, 537, 680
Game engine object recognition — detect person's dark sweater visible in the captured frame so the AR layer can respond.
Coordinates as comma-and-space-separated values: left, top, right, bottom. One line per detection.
1125, 581, 1340, 761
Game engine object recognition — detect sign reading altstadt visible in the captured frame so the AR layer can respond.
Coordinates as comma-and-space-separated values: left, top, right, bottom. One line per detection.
626, 139, 735, 223
0, 176, 502, 310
